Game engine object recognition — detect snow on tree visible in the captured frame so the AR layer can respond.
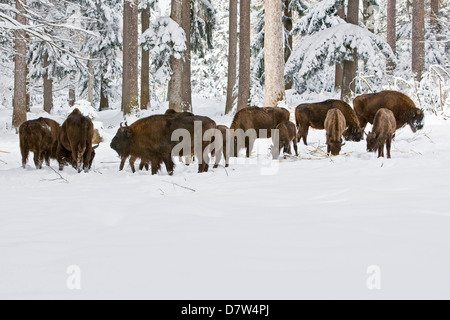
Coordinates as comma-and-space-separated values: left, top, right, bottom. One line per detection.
285, 23, 396, 94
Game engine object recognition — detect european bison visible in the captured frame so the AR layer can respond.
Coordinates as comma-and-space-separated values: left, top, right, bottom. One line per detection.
295, 100, 362, 145
353, 90, 424, 134
230, 106, 290, 157
272, 121, 298, 159
110, 114, 217, 175
19, 117, 60, 169
324, 109, 346, 156
57, 108, 96, 173
164, 109, 195, 117
366, 108, 396, 159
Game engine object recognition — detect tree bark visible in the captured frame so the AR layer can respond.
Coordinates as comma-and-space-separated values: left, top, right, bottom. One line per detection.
412, 0, 425, 82
88, 55, 94, 105
181, 0, 192, 112
99, 75, 109, 111
13, 0, 27, 129
284, 0, 293, 90
334, 6, 345, 91
43, 51, 53, 114
168, 0, 183, 111
69, 72, 76, 107
264, 0, 285, 108
237, 0, 251, 111
341, 0, 359, 102
122, 0, 139, 115
430, 0, 439, 31
386, 0, 396, 73
225, 0, 238, 115
140, 7, 150, 110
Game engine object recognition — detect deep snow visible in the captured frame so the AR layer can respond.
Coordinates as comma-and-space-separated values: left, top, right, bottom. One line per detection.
1, 95, 450, 299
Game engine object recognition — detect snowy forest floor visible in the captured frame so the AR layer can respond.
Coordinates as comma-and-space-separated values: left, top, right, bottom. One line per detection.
1, 93, 450, 299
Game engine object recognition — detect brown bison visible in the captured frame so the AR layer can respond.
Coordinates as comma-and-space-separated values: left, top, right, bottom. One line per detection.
353, 90, 424, 134
324, 109, 346, 156
272, 121, 298, 159
366, 108, 396, 159
164, 109, 195, 117
110, 114, 217, 175
295, 100, 362, 145
19, 117, 60, 169
230, 106, 290, 157
57, 109, 96, 173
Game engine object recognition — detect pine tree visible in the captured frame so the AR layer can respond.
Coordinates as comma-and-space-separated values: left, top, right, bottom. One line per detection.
386, 0, 396, 73
13, 0, 27, 129
225, 0, 238, 114
341, 0, 359, 102
412, 0, 424, 81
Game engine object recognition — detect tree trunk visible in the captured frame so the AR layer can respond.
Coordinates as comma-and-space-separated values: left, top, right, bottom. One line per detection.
386, 0, 396, 73
122, 0, 139, 115
140, 7, 150, 110
412, 0, 425, 82
237, 0, 251, 111
181, 0, 192, 112
88, 56, 94, 105
99, 75, 109, 111
168, 0, 183, 112
264, 0, 285, 108
25, 33, 30, 112
430, 0, 439, 31
43, 51, 53, 114
69, 72, 76, 107
362, 0, 375, 33
284, 0, 293, 90
13, 0, 27, 129
334, 6, 345, 91
341, 0, 359, 102
225, 0, 238, 115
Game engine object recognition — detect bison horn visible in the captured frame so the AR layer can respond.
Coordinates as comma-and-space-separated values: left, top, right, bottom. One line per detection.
125, 121, 128, 127
341, 142, 346, 146
93, 144, 100, 150
120, 122, 123, 128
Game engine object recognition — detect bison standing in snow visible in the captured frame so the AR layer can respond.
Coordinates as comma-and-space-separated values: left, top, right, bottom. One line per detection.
295, 100, 362, 145
353, 90, 424, 134
324, 109, 346, 156
19, 117, 61, 169
366, 108, 397, 159
272, 121, 298, 159
57, 108, 96, 173
230, 106, 290, 157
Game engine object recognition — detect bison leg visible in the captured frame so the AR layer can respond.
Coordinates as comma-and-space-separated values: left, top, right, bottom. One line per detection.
162, 155, 174, 176
246, 137, 256, 158
299, 125, 309, 145
150, 157, 162, 175
119, 157, 127, 171
293, 139, 299, 157
34, 148, 43, 169
139, 160, 149, 171
129, 156, 137, 173
44, 152, 51, 167
20, 144, 29, 169
378, 146, 384, 158
386, 138, 392, 159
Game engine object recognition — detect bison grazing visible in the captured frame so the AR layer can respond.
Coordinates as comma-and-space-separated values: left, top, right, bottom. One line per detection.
324, 109, 346, 156
230, 106, 290, 157
366, 108, 396, 159
272, 121, 298, 159
19, 117, 60, 169
353, 90, 424, 134
295, 99, 362, 145
110, 114, 217, 175
57, 108, 96, 173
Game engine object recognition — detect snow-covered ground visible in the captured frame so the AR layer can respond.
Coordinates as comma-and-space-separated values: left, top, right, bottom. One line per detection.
1, 95, 450, 299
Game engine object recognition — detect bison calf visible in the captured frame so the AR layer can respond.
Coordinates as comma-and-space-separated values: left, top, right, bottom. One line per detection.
272, 121, 298, 159
366, 108, 396, 159
19, 117, 60, 169
324, 109, 346, 156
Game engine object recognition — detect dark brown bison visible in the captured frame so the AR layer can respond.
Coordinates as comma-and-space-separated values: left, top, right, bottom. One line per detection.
19, 117, 60, 169
366, 108, 397, 158
230, 106, 290, 157
272, 121, 298, 159
295, 99, 362, 145
57, 109, 96, 173
353, 90, 424, 134
324, 109, 346, 156
164, 109, 195, 117
110, 114, 217, 175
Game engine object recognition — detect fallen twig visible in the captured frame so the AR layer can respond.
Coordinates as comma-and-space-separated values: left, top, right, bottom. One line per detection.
162, 180, 196, 192
42, 166, 69, 183
0, 159, 6, 164
0, 150, 11, 154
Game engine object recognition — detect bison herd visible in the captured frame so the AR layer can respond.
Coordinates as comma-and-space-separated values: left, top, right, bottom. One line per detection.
19, 90, 424, 175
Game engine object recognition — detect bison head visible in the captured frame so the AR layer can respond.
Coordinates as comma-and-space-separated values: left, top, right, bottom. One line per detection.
343, 126, 363, 142
328, 141, 344, 156
366, 132, 378, 152
110, 123, 132, 157
410, 109, 424, 132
